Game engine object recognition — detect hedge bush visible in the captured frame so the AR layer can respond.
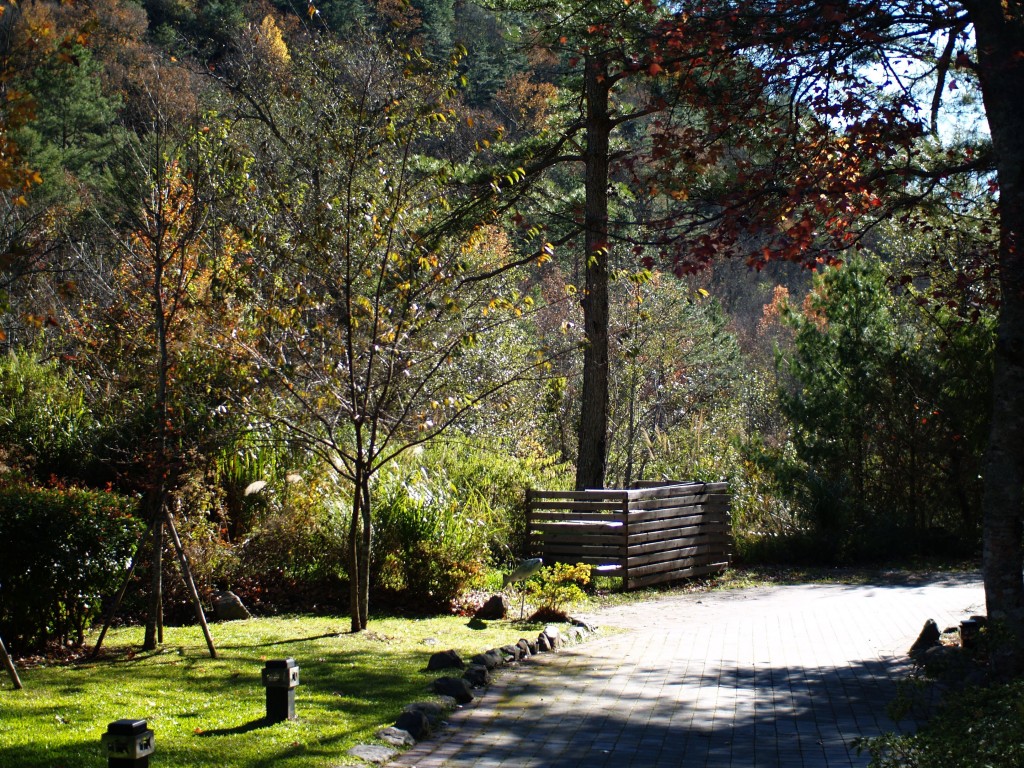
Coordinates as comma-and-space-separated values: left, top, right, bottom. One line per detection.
0, 482, 142, 654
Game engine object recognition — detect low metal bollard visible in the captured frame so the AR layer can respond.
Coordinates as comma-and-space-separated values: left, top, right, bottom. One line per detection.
101, 719, 155, 768
961, 618, 981, 650
261, 658, 299, 722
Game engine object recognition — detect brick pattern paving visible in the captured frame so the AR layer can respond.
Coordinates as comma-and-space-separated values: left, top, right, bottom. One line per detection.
392, 575, 984, 768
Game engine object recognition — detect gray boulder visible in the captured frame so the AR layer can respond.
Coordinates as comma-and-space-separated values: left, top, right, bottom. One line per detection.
500, 643, 523, 661
470, 649, 504, 669
212, 590, 251, 621
474, 594, 508, 620
910, 619, 941, 658
376, 726, 416, 747
404, 700, 451, 728
394, 710, 431, 740
432, 676, 474, 704
427, 649, 465, 671
463, 664, 491, 688
347, 744, 398, 764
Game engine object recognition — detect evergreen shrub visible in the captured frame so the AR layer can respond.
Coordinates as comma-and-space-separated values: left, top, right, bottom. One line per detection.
0, 481, 141, 653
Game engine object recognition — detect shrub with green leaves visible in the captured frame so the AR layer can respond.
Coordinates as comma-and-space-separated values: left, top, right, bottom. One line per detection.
0, 481, 142, 653
371, 441, 571, 609
0, 350, 98, 482
521, 562, 592, 618
372, 463, 489, 609
865, 679, 1024, 768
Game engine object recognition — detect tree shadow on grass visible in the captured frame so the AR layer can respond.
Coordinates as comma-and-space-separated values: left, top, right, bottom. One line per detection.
219, 631, 343, 650
196, 717, 275, 736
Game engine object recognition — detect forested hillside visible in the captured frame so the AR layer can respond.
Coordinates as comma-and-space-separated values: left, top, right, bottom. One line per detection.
0, 0, 1015, 663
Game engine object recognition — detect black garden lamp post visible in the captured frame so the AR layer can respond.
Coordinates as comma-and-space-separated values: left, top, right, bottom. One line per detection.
101, 719, 155, 768
261, 658, 299, 722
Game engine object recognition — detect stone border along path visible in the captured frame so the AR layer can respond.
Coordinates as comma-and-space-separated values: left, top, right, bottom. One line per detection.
389, 573, 984, 768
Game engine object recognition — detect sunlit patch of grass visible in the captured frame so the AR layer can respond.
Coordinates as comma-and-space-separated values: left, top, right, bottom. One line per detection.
0, 614, 553, 767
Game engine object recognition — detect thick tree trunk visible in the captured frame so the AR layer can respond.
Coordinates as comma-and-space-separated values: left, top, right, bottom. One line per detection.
968, 0, 1024, 674
575, 54, 613, 491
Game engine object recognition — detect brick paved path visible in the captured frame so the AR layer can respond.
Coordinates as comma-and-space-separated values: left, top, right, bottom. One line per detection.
392, 574, 983, 768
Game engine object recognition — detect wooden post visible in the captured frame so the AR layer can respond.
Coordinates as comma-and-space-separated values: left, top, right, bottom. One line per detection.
164, 509, 217, 659
525, 489, 533, 557
0, 634, 23, 689
93, 527, 146, 658
621, 495, 631, 590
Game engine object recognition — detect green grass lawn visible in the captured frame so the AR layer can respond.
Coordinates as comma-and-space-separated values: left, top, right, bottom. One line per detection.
0, 614, 554, 767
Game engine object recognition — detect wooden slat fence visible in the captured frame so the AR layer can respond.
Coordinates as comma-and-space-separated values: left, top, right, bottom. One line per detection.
526, 481, 731, 590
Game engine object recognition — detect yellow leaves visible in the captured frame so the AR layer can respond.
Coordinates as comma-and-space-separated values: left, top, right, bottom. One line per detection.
255, 15, 291, 68
537, 242, 554, 265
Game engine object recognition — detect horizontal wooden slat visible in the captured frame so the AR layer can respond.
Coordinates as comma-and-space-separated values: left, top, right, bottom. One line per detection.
539, 543, 626, 557
544, 557, 622, 569
531, 532, 625, 546
627, 498, 714, 522
625, 493, 715, 512
627, 532, 732, 556
628, 554, 729, 578
532, 514, 626, 528
627, 516, 728, 536
626, 562, 728, 589
529, 501, 626, 513
530, 522, 624, 535
528, 489, 630, 502
625, 522, 728, 544
628, 544, 722, 568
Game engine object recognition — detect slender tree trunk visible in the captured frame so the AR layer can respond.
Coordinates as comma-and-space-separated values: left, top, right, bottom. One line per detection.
142, 495, 164, 650
576, 53, 613, 491
968, 0, 1024, 674
348, 463, 364, 633
144, 150, 170, 652
358, 476, 371, 629
624, 365, 639, 488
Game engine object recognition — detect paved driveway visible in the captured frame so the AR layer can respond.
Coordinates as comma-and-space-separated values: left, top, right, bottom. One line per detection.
392, 574, 984, 768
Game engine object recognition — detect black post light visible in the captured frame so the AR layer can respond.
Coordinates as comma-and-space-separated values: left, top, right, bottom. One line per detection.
101, 719, 155, 768
261, 658, 299, 722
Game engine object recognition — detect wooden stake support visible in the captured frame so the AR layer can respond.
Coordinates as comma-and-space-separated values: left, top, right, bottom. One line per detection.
0, 634, 23, 689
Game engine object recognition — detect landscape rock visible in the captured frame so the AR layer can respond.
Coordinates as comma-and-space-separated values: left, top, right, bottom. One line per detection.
537, 633, 552, 653
394, 710, 431, 740
347, 744, 398, 764
474, 594, 508, 620
432, 676, 474, 704
427, 649, 465, 671
463, 664, 491, 688
470, 649, 504, 669
516, 639, 533, 657
211, 590, 251, 621
571, 617, 597, 632
500, 643, 523, 661
404, 700, 451, 728
376, 726, 416, 747
910, 619, 941, 658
